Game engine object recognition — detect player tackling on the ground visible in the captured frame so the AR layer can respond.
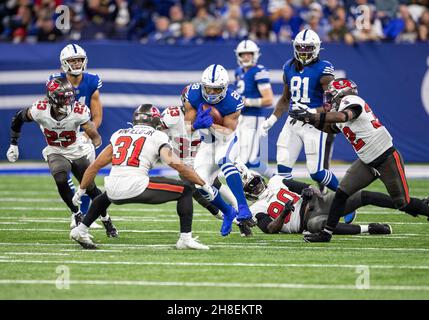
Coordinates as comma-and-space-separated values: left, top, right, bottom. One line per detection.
288, 78, 429, 242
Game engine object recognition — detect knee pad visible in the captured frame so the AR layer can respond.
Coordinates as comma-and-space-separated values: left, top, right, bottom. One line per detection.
53, 172, 68, 186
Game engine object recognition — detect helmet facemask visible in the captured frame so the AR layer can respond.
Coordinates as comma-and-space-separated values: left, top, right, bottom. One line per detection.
46, 79, 75, 116
201, 64, 229, 104
293, 42, 319, 65
324, 79, 358, 110
201, 84, 227, 104
235, 40, 260, 67
243, 175, 267, 201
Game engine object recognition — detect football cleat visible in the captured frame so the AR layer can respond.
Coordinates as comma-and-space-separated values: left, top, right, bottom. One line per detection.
102, 218, 119, 238
368, 223, 392, 235
70, 227, 97, 249
343, 211, 357, 224
304, 230, 332, 243
220, 206, 237, 236
176, 236, 209, 250
238, 223, 253, 237
236, 204, 256, 227
90, 221, 103, 229
70, 211, 83, 229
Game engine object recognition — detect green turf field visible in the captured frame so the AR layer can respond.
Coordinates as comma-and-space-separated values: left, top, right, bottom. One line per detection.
0, 175, 428, 300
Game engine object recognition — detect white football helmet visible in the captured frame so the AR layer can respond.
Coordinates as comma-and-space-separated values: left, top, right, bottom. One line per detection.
235, 40, 261, 67
60, 44, 88, 76
201, 64, 229, 104
293, 29, 321, 65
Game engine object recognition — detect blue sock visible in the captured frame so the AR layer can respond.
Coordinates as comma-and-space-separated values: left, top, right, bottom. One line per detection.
80, 195, 91, 215
200, 187, 230, 213
220, 162, 247, 206
277, 164, 293, 179
310, 169, 339, 191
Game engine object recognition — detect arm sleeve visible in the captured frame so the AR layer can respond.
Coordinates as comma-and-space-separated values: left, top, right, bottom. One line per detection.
255, 212, 274, 234
282, 179, 311, 194
10, 108, 32, 144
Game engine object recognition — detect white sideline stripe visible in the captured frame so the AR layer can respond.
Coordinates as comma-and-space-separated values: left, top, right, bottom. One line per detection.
0, 222, 24, 225
1, 258, 429, 271
59, 249, 123, 253
0, 242, 428, 252
0, 279, 428, 291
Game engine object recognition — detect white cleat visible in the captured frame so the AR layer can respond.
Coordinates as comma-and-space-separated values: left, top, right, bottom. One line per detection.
70, 212, 83, 229
90, 221, 103, 229
70, 227, 97, 249
176, 236, 209, 250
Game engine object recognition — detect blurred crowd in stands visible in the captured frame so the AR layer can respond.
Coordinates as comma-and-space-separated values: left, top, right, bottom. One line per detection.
1, 0, 428, 44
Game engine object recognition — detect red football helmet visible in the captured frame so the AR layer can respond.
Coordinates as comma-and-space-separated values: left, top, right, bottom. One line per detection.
324, 78, 358, 110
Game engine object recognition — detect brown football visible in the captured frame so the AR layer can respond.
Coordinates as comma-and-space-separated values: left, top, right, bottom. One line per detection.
201, 104, 223, 125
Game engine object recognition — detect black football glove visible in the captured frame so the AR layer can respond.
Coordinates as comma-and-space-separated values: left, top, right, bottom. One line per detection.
288, 107, 317, 124
282, 200, 295, 214
301, 187, 315, 201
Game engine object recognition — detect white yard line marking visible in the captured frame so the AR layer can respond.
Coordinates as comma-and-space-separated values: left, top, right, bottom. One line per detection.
4, 252, 69, 256
0, 279, 428, 291
0, 242, 428, 252
59, 249, 123, 253
1, 258, 429, 270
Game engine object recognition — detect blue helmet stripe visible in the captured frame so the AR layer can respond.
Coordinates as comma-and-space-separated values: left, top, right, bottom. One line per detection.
72, 44, 77, 53
303, 29, 308, 40
211, 64, 217, 83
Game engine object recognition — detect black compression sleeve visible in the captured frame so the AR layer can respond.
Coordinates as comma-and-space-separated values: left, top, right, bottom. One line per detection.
10, 108, 31, 145
255, 213, 273, 234
282, 179, 311, 194
315, 112, 326, 130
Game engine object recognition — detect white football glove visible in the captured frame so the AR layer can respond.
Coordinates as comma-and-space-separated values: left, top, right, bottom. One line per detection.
201, 183, 216, 202
6, 145, 19, 162
260, 114, 277, 137
291, 101, 316, 114
234, 160, 251, 181
72, 187, 86, 207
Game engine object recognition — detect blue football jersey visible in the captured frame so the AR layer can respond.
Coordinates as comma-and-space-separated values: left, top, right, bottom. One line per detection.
185, 82, 244, 143
48, 72, 102, 108
185, 83, 244, 116
234, 64, 271, 116
283, 59, 334, 109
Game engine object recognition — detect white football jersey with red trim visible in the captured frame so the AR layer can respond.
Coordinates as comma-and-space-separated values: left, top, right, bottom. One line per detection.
105, 125, 170, 200
162, 106, 201, 166
29, 99, 92, 161
250, 175, 303, 233
336, 95, 393, 163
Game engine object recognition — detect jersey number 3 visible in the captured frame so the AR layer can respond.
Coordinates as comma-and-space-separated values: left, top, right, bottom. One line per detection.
112, 136, 146, 167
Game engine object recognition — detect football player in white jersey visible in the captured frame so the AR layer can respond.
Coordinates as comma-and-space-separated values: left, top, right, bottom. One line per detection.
288, 78, 429, 242
241, 173, 397, 236
50, 44, 104, 218
6, 78, 117, 237
70, 104, 215, 250
234, 40, 275, 178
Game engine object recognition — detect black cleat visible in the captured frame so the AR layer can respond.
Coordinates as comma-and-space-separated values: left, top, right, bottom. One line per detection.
368, 223, 392, 235
238, 223, 253, 237
304, 230, 332, 243
102, 218, 119, 238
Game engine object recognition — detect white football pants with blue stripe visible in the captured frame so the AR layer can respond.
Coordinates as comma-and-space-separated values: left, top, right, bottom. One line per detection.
276, 117, 339, 191
237, 115, 275, 178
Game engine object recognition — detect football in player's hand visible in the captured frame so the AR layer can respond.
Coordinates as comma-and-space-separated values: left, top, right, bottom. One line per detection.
201, 104, 223, 125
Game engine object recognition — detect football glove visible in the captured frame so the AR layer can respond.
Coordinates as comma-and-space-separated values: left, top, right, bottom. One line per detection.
260, 114, 277, 137
200, 183, 216, 202
193, 104, 214, 130
72, 187, 86, 207
6, 145, 19, 162
282, 200, 295, 214
301, 187, 315, 201
288, 106, 317, 124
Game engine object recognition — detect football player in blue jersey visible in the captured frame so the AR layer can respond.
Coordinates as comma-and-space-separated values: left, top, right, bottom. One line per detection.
184, 64, 256, 236
49, 44, 104, 228
260, 29, 355, 223
234, 40, 275, 178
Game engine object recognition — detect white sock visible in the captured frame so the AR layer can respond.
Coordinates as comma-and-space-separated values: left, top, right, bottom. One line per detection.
214, 212, 224, 220
77, 223, 89, 233
101, 213, 110, 221
219, 185, 238, 208
180, 232, 192, 240
360, 225, 369, 233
